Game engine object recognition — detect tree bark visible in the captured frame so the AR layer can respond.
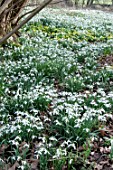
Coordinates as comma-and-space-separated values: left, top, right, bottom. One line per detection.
87, 0, 94, 6
75, 0, 79, 7
0, 0, 52, 45
64, 0, 73, 7
0, 0, 29, 39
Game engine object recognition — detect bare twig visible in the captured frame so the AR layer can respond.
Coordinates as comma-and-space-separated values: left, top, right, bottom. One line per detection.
50, 0, 64, 5
17, 8, 38, 22
0, 0, 13, 15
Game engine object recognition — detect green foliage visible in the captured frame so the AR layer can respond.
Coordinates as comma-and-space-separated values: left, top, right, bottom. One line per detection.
0, 8, 113, 168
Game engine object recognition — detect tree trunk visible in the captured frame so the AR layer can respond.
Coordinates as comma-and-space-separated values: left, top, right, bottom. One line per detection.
87, 0, 94, 6
82, 0, 85, 7
0, 0, 29, 39
0, 0, 52, 44
64, 0, 73, 7
75, 0, 79, 7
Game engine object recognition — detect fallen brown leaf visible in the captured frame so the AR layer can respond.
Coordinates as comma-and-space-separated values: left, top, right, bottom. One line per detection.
19, 141, 27, 152
0, 144, 8, 154
99, 130, 106, 137
8, 162, 19, 170
62, 165, 68, 170
99, 160, 109, 165
95, 163, 103, 170
27, 159, 39, 169
31, 159, 38, 170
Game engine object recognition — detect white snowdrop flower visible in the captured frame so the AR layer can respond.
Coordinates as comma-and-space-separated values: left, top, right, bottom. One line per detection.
61, 140, 70, 147
69, 159, 73, 165
52, 108, 59, 115
68, 143, 76, 150
24, 101, 27, 105
23, 143, 29, 148
15, 136, 21, 141
36, 123, 44, 130
98, 115, 106, 122
55, 120, 62, 126
16, 125, 21, 129
53, 148, 64, 158
11, 156, 16, 161
57, 105, 64, 110
19, 130, 22, 133
108, 92, 113, 97
104, 103, 111, 108
11, 140, 19, 146
17, 156, 22, 161
49, 137, 57, 141
90, 100, 97, 106
48, 143, 53, 147
85, 128, 89, 132
32, 135, 37, 139
16, 117, 22, 123
27, 129, 31, 132
74, 122, 81, 128
22, 119, 29, 125
66, 107, 74, 115
38, 148, 50, 155
10, 126, 17, 133
18, 165, 25, 170
91, 137, 95, 142
97, 88, 106, 96
56, 148, 67, 158
5, 129, 9, 134
67, 63, 72, 68
44, 117, 51, 122
5, 88, 9, 93
84, 106, 88, 110
66, 130, 69, 134
62, 116, 69, 123
35, 142, 44, 149
111, 139, 113, 146
104, 114, 112, 119
41, 136, 47, 143
97, 108, 105, 114
0, 158, 4, 163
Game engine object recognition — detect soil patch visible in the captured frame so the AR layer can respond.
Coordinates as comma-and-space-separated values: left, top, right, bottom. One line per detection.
99, 55, 113, 66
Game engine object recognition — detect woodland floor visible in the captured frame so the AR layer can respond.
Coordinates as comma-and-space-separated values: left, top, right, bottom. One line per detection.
0, 8, 113, 170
